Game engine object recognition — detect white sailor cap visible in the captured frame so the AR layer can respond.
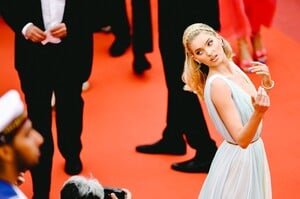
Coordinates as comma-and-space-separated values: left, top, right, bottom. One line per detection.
0, 90, 26, 142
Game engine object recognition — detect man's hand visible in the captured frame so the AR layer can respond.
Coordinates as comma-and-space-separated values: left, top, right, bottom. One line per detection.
25, 24, 47, 43
49, 23, 67, 39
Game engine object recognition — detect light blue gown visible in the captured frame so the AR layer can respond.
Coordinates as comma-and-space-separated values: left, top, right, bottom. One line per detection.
199, 64, 272, 199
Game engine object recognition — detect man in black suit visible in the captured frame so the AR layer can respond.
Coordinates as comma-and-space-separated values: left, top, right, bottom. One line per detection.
136, 0, 220, 173
1, 0, 99, 198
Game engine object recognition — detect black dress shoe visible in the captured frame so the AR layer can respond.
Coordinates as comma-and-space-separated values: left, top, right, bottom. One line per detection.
109, 38, 130, 57
133, 55, 151, 75
136, 139, 186, 155
171, 157, 213, 173
64, 158, 83, 175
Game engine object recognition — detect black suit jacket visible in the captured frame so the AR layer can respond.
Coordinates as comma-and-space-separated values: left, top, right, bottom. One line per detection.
1, 0, 101, 82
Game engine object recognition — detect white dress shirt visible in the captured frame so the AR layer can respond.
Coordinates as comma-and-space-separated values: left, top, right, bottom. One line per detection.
41, 0, 65, 31
22, 0, 66, 44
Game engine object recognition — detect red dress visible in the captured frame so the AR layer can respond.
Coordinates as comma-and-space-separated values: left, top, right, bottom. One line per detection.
219, 0, 277, 39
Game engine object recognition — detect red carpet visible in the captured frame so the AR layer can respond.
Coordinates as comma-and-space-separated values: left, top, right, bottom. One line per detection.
1, 1, 300, 198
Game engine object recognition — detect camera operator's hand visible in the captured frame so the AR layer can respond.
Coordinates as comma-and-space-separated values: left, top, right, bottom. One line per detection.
110, 188, 131, 199
110, 193, 118, 199
123, 189, 132, 199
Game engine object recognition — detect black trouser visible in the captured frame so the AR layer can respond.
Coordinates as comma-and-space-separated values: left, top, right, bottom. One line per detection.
106, 0, 131, 42
132, 0, 153, 55
17, 44, 84, 198
102, 0, 153, 54
158, 0, 220, 157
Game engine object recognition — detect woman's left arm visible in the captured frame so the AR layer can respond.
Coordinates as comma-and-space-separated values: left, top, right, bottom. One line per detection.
248, 62, 274, 91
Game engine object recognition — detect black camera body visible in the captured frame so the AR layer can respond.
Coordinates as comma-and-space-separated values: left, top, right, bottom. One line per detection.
103, 186, 126, 199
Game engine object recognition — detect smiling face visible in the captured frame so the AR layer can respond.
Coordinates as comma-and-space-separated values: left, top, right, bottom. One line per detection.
189, 31, 225, 67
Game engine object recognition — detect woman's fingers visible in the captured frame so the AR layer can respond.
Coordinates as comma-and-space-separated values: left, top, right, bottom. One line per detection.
254, 87, 270, 112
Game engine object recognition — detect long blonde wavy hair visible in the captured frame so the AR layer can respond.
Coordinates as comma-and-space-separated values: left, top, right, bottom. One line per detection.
182, 23, 233, 99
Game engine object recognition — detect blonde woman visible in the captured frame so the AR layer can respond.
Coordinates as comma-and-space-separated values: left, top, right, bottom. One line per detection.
182, 23, 274, 198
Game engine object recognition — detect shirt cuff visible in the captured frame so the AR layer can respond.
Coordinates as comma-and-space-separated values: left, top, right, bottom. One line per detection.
22, 22, 33, 39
